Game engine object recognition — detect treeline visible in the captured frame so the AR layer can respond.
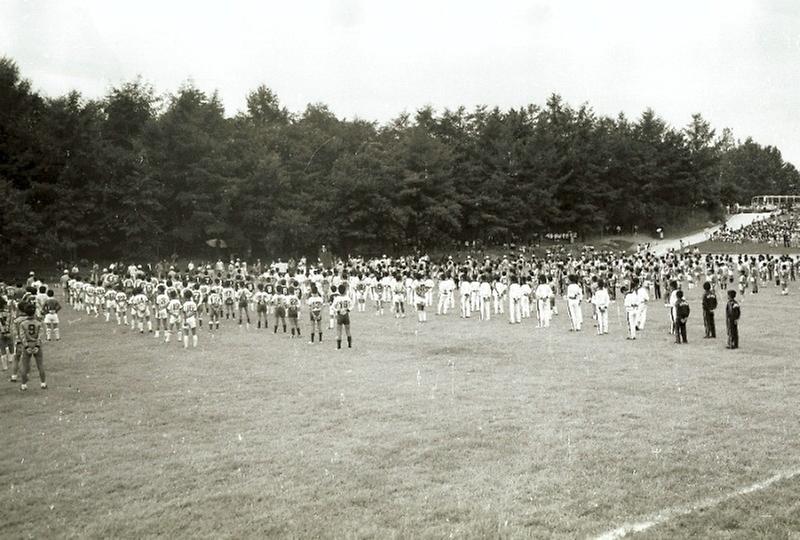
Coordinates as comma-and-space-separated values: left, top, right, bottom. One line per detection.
1, 57, 798, 263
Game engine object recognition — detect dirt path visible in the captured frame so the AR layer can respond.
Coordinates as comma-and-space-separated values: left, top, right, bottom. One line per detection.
646, 212, 772, 255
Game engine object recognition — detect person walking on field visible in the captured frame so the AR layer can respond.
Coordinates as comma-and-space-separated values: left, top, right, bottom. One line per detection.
701, 282, 717, 338
726, 290, 741, 349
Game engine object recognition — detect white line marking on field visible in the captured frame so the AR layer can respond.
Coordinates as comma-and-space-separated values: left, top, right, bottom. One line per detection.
594, 467, 800, 540
67, 318, 82, 325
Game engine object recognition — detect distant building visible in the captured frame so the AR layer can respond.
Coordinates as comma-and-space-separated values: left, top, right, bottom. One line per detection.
750, 195, 800, 210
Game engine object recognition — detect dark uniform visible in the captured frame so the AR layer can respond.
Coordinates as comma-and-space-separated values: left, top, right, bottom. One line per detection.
674, 294, 690, 344
726, 291, 740, 349
701, 283, 717, 338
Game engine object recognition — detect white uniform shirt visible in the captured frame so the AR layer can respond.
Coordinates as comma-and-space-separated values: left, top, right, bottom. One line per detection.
495, 282, 507, 298
668, 289, 679, 310
439, 278, 454, 295
479, 282, 492, 298
624, 292, 640, 313
592, 288, 610, 311
534, 284, 552, 300
459, 280, 472, 297
637, 286, 650, 306
566, 283, 583, 302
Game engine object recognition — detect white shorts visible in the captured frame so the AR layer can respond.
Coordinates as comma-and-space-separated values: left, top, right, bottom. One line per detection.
44, 313, 59, 325
156, 309, 168, 320
106, 300, 116, 309
183, 316, 197, 330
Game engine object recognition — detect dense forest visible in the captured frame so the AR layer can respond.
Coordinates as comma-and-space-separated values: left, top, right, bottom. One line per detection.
1, 57, 798, 263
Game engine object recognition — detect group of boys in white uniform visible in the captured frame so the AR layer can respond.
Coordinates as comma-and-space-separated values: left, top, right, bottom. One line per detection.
53, 245, 793, 351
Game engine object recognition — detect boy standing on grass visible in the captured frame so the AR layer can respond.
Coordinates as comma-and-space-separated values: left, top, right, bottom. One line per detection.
534, 275, 553, 328
666, 280, 679, 334
508, 276, 522, 324
286, 286, 301, 338
701, 282, 717, 338
726, 290, 740, 349
414, 276, 429, 323
591, 279, 610, 335
42, 290, 61, 341
565, 274, 583, 331
17, 301, 46, 391
181, 289, 198, 349
479, 275, 492, 321
622, 286, 639, 340
154, 285, 169, 339
0, 297, 12, 372
332, 284, 352, 350
166, 289, 183, 343
459, 273, 472, 318
636, 278, 650, 331
274, 287, 288, 334
9, 298, 30, 383
674, 290, 690, 344
307, 285, 324, 343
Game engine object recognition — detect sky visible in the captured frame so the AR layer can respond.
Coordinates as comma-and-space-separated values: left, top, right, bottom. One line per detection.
2, 0, 799, 165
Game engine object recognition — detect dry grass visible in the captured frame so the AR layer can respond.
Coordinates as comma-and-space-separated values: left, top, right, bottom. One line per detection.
1, 282, 799, 539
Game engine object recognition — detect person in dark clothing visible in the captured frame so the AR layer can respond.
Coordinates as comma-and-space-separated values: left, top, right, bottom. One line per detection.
726, 290, 740, 349
701, 282, 717, 338
674, 290, 690, 344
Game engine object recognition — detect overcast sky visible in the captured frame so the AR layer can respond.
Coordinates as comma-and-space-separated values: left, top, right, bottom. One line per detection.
2, 0, 799, 164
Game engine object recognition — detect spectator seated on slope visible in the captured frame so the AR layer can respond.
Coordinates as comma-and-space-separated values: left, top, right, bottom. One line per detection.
709, 211, 800, 248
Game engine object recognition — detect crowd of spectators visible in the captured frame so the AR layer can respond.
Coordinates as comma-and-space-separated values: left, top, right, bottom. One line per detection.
709, 210, 800, 247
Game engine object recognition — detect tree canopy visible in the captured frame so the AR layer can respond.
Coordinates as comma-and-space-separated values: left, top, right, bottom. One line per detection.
1, 56, 797, 263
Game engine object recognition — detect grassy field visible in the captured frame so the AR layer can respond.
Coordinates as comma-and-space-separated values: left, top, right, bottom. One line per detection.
2, 282, 799, 539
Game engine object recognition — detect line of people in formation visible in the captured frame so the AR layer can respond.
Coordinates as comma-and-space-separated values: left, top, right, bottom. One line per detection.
3, 246, 794, 392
